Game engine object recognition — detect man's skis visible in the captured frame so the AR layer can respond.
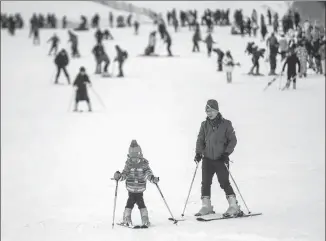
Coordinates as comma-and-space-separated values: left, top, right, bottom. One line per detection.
196, 212, 262, 222
116, 223, 149, 229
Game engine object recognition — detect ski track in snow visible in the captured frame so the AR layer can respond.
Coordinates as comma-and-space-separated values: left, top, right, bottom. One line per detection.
1, 1, 325, 241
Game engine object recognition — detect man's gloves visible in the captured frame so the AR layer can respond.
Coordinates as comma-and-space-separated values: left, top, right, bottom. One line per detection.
194, 153, 202, 164
218, 152, 230, 163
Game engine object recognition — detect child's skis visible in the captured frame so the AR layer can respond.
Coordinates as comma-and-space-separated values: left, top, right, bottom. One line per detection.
263, 76, 278, 91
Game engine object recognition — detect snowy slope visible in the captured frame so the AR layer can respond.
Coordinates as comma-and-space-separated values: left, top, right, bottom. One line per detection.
126, 1, 291, 18
1, 0, 151, 26
1, 1, 325, 241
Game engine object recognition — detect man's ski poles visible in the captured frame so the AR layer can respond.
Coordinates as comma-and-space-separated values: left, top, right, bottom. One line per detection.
181, 163, 199, 217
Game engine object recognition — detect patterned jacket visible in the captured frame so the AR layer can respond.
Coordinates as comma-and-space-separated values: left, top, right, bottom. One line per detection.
296, 46, 308, 61
120, 157, 154, 193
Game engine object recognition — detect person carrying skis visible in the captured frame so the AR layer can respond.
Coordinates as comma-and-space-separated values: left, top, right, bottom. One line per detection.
194, 99, 243, 218
113, 140, 159, 227
281, 48, 301, 90
73, 67, 92, 112
114, 45, 128, 77
54, 49, 70, 84
47, 33, 60, 56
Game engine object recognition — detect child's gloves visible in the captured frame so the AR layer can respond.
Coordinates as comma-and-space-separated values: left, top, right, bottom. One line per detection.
114, 171, 121, 181
150, 175, 160, 184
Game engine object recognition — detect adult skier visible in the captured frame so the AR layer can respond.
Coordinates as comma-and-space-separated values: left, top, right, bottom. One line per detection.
68, 30, 80, 58
73, 67, 92, 112
194, 99, 243, 217
281, 48, 301, 90
204, 32, 215, 57
114, 45, 128, 77
164, 30, 172, 56
92, 42, 110, 75
47, 33, 60, 56
54, 49, 70, 84
266, 33, 279, 75
113, 140, 159, 227
213, 48, 224, 71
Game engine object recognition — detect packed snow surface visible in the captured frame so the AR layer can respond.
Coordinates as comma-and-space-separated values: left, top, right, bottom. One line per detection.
1, 1, 325, 241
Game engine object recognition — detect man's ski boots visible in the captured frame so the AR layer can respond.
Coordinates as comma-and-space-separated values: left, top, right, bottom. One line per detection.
223, 194, 243, 217
195, 196, 215, 216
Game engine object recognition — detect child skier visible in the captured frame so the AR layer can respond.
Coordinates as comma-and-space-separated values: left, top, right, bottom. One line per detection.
223, 51, 239, 83
114, 140, 159, 227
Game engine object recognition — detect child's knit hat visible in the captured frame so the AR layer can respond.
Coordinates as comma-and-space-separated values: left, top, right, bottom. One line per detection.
129, 140, 142, 158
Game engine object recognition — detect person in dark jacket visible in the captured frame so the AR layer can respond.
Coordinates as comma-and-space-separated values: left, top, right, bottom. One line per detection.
68, 30, 80, 58
47, 33, 60, 56
73, 67, 92, 112
95, 28, 103, 44
266, 33, 279, 75
92, 43, 110, 75
213, 48, 224, 71
114, 45, 128, 77
204, 32, 215, 57
133, 20, 139, 35
282, 48, 301, 89
194, 99, 242, 218
192, 27, 201, 52
54, 49, 70, 84
164, 30, 172, 56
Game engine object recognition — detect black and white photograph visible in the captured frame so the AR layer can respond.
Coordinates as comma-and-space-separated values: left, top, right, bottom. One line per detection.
1, 1, 325, 240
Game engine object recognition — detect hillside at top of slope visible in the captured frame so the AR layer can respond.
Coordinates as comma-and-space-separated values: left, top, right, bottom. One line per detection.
1, 1, 150, 24
125, 1, 291, 17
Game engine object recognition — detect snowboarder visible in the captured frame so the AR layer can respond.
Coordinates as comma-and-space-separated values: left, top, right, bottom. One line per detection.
54, 49, 70, 84
194, 99, 243, 218
113, 140, 159, 227
114, 45, 128, 77
92, 43, 110, 75
47, 33, 60, 56
281, 48, 301, 89
73, 67, 92, 112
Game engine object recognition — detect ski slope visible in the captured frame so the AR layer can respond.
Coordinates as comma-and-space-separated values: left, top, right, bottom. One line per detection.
1, 1, 325, 241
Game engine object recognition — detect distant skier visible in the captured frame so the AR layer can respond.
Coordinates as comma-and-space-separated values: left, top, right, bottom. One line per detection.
281, 48, 301, 90
92, 43, 110, 75
192, 27, 201, 52
164, 30, 172, 56
172, 17, 179, 32
144, 31, 156, 56
133, 20, 139, 35
54, 49, 70, 84
295, 40, 308, 77
7, 15, 16, 35
95, 28, 103, 44
113, 140, 160, 227
47, 33, 60, 56
194, 99, 243, 217
213, 48, 224, 71
223, 51, 239, 83
248, 46, 265, 75
68, 30, 80, 58
103, 29, 114, 40
266, 33, 279, 75
32, 24, 40, 45
114, 45, 128, 77
204, 32, 215, 57
73, 67, 92, 112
